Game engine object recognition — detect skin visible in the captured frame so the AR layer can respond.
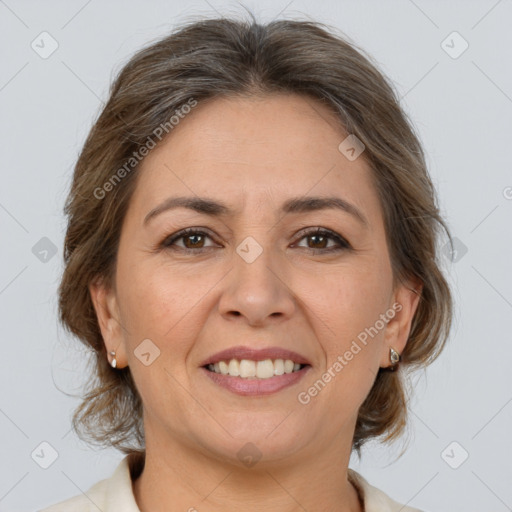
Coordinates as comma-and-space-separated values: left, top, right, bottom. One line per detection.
90, 93, 422, 512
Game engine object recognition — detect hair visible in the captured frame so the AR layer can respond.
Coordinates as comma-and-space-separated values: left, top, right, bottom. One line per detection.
58, 12, 453, 459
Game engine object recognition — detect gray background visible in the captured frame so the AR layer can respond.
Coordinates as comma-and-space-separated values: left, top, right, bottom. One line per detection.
1, 0, 511, 511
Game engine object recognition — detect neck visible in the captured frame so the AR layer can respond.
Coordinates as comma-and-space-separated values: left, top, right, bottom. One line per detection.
131, 425, 363, 512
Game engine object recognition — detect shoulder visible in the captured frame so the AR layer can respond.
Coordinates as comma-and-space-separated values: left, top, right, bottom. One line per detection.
38, 477, 111, 512
348, 468, 427, 512
38, 454, 142, 512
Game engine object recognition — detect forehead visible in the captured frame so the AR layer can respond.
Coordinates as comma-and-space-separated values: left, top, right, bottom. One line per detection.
129, 93, 382, 226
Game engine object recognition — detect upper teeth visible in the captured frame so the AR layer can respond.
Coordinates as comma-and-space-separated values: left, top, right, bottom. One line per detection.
208, 359, 302, 379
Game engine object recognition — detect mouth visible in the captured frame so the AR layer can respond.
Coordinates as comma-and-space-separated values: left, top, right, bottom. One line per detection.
204, 358, 308, 379
199, 346, 312, 396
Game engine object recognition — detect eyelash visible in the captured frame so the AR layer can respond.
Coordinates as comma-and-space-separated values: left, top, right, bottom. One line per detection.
160, 227, 351, 254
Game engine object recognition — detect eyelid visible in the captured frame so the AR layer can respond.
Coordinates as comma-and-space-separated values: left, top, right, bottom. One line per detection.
292, 227, 351, 250
161, 227, 218, 249
160, 226, 352, 252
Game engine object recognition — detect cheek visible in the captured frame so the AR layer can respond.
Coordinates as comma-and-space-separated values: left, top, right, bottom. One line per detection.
317, 266, 391, 381
306, 276, 388, 423
116, 260, 214, 354
115, 265, 206, 415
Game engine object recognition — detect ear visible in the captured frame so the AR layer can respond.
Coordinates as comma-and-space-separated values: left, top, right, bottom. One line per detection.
89, 276, 128, 368
380, 276, 423, 368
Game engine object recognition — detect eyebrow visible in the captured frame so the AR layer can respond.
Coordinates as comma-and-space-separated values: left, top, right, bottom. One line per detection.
143, 195, 369, 228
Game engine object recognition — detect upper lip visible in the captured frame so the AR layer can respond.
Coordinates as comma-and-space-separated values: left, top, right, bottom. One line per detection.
200, 345, 311, 367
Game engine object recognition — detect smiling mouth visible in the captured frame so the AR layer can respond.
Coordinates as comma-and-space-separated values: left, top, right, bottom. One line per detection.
204, 358, 309, 379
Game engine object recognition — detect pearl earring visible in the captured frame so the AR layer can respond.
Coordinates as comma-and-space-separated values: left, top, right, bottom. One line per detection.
109, 350, 117, 368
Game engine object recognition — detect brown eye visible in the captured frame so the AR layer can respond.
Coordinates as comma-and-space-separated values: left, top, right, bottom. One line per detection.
294, 228, 351, 253
161, 227, 351, 255
306, 233, 329, 249
161, 229, 216, 252
181, 233, 206, 249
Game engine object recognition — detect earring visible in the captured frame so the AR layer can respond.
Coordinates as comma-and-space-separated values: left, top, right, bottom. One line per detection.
109, 350, 117, 368
389, 347, 400, 366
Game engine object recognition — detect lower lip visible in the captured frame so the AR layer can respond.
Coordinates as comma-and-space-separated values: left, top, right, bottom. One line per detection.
201, 366, 311, 396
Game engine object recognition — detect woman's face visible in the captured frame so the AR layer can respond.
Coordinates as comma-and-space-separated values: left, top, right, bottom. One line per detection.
91, 93, 420, 467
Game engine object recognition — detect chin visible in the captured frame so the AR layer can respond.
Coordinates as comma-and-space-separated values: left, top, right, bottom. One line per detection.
190, 414, 313, 467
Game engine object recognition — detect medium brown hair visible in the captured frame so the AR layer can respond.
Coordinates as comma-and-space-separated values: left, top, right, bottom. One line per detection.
58, 13, 453, 458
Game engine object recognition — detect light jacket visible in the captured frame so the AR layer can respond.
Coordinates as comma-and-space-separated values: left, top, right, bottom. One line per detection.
38, 453, 424, 512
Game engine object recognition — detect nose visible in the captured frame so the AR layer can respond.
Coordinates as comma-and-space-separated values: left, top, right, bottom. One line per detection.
217, 239, 296, 327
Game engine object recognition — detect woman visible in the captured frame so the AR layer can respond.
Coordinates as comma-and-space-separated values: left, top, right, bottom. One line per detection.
41, 14, 453, 512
